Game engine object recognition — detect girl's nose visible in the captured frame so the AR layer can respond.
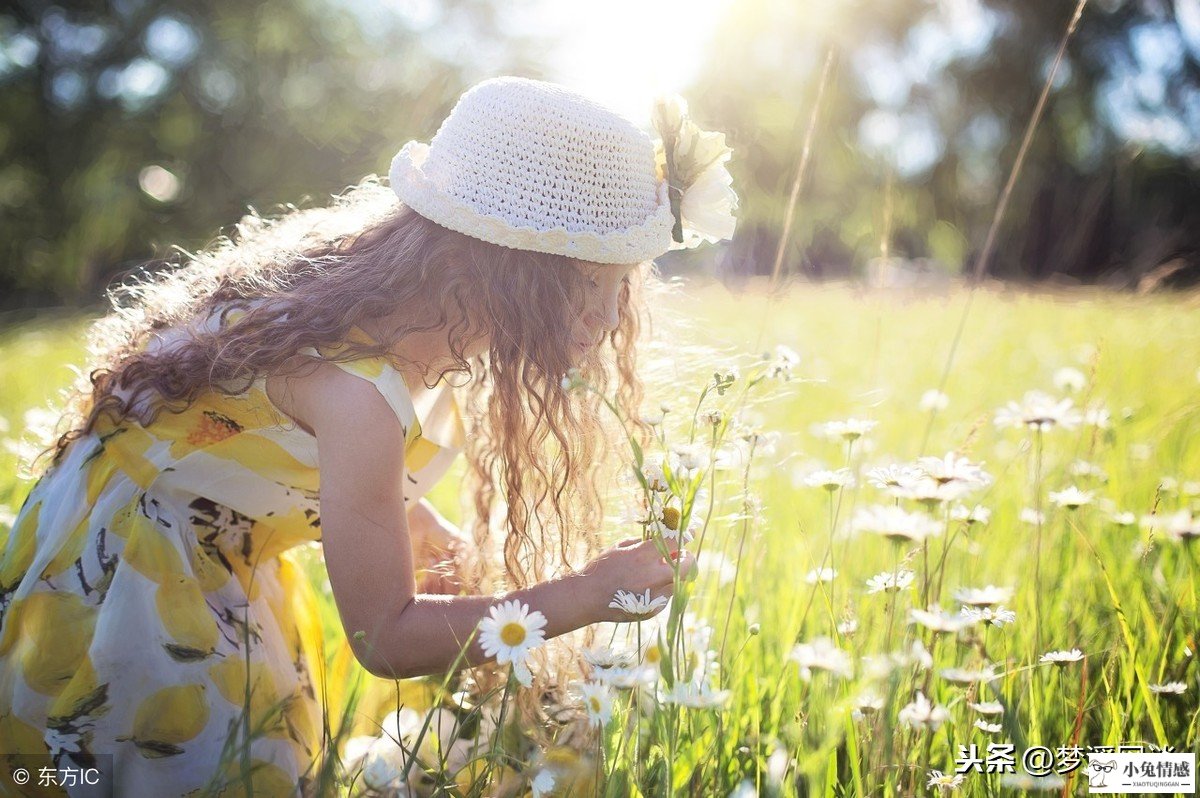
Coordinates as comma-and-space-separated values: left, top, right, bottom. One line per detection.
598, 293, 620, 333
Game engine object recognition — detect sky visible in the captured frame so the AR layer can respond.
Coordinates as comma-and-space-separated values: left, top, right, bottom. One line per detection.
501, 0, 735, 128
372, 0, 736, 131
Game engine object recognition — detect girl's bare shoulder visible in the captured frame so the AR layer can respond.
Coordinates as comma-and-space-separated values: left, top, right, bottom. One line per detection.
264, 355, 400, 439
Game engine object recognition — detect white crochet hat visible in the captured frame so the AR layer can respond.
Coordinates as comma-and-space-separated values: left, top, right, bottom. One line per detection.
388, 76, 676, 265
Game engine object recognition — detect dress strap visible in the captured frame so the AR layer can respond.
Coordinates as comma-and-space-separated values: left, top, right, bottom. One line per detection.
303, 326, 466, 497
300, 327, 424, 445
304, 326, 467, 453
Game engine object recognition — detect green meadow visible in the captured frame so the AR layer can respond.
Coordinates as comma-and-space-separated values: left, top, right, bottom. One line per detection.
1, 282, 1197, 796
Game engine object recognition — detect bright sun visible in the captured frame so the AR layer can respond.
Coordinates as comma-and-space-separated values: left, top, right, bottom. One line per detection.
511, 0, 734, 127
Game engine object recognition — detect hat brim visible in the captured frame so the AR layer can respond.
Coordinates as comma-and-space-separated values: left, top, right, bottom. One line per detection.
388, 140, 675, 265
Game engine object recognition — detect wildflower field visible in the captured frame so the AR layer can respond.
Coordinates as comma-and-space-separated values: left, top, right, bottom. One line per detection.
1, 281, 1198, 797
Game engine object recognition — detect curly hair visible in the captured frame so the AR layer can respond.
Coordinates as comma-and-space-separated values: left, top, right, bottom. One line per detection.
45, 175, 665, 729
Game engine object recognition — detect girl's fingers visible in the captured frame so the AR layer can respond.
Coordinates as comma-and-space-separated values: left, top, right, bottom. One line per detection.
649, 583, 674, 603
651, 549, 695, 585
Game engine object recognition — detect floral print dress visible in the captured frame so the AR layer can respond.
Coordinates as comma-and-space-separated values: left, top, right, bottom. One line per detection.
0, 318, 465, 797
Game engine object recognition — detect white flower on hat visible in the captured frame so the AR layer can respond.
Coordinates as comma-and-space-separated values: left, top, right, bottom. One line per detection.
677, 140, 737, 246
651, 94, 738, 251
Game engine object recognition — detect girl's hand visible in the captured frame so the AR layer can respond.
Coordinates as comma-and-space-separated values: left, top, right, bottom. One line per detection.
574, 536, 697, 624
411, 511, 471, 595
415, 526, 470, 594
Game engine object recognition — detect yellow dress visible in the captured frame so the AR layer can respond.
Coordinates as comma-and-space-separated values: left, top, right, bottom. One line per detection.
0, 321, 465, 797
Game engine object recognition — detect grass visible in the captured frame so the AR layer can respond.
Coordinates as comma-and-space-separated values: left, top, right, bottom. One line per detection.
0, 280, 1197, 796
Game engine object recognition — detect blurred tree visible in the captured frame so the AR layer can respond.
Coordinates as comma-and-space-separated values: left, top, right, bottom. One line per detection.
690, 0, 1200, 286
0, 0, 545, 307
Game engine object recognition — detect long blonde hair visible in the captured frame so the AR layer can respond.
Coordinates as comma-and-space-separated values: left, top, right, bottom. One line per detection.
48, 176, 663, 726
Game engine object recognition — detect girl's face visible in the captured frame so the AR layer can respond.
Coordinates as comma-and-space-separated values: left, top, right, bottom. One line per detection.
570, 260, 639, 362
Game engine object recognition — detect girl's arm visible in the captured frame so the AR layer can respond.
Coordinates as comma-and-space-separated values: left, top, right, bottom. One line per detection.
281, 361, 688, 680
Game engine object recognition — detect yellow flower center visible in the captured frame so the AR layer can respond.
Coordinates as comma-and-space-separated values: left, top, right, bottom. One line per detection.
644, 645, 661, 664
500, 622, 526, 647
661, 507, 681, 531
589, 696, 602, 713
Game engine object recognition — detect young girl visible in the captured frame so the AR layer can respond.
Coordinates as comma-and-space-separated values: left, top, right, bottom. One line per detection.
0, 75, 734, 796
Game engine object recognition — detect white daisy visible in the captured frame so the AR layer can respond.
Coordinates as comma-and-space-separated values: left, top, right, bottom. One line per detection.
478, 600, 548, 684
671, 442, 710, 473
950, 503, 991, 525
968, 700, 1005, 715
1147, 681, 1187, 695
594, 664, 658, 689
1052, 366, 1086, 393
1048, 486, 1094, 509
738, 427, 780, 455
361, 736, 408, 792
1141, 509, 1200, 542
576, 681, 613, 727
609, 589, 669, 620
638, 408, 665, 426
960, 605, 1017, 627
909, 607, 976, 634
659, 680, 731, 709
866, 570, 915, 594
908, 640, 935, 670
927, 769, 965, 791
641, 457, 669, 491
916, 452, 993, 488
1109, 510, 1136, 526
866, 463, 925, 493
646, 500, 694, 543
803, 468, 856, 491
855, 691, 886, 715
898, 691, 950, 730
1083, 403, 1111, 429
953, 585, 1013, 607
919, 389, 950, 412
765, 344, 801, 380
819, 418, 878, 442
789, 637, 853, 680
974, 719, 1003, 734
1039, 648, 1084, 666
1019, 508, 1045, 525
714, 441, 749, 471
994, 390, 1083, 432
1069, 459, 1108, 481
894, 476, 978, 506
851, 504, 943, 543
581, 645, 636, 671
804, 567, 838, 584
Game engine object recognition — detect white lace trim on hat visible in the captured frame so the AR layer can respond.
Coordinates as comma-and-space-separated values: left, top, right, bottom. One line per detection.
391, 141, 675, 264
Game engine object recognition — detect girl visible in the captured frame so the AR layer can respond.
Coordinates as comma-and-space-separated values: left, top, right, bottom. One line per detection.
0, 75, 735, 796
